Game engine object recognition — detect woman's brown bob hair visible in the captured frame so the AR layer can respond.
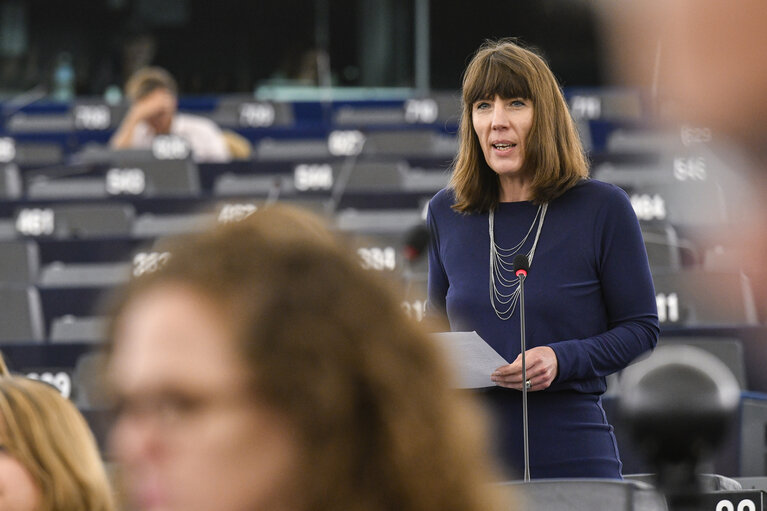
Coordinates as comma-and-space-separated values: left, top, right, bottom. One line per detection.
0, 354, 116, 511
451, 39, 589, 212
107, 205, 508, 511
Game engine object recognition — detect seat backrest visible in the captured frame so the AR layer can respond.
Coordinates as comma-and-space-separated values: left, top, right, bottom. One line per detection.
50, 315, 107, 344
210, 97, 293, 129
346, 161, 404, 191
13, 203, 135, 240
736, 476, 767, 491
594, 157, 732, 229
362, 130, 457, 158
652, 270, 758, 327
0, 241, 39, 284
334, 105, 405, 127
72, 351, 111, 409
740, 396, 767, 476
38, 262, 131, 288
109, 151, 201, 197
8, 112, 73, 134
501, 479, 668, 511
431, 92, 462, 124
11, 141, 65, 166
625, 473, 742, 491
0, 285, 45, 343
344, 231, 406, 275
52, 203, 135, 238
641, 223, 683, 271
131, 212, 214, 238
144, 159, 201, 196
256, 138, 332, 160
26, 176, 108, 200
658, 337, 748, 389
335, 208, 421, 234
1, 163, 22, 199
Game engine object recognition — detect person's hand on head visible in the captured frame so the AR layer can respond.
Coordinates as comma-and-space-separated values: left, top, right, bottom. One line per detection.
130, 89, 175, 120
126, 88, 177, 136
110, 69, 180, 148
491, 346, 558, 391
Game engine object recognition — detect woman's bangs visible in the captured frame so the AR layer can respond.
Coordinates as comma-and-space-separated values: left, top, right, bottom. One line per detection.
464, 56, 532, 106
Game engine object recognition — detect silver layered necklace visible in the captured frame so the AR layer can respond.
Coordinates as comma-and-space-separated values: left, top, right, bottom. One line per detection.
489, 202, 548, 320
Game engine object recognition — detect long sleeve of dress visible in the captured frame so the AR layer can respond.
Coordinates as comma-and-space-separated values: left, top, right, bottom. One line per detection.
547, 187, 660, 384
426, 201, 448, 316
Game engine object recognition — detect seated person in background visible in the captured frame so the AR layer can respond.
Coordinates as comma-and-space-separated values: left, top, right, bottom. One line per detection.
110, 66, 231, 162
106, 204, 509, 511
0, 353, 116, 511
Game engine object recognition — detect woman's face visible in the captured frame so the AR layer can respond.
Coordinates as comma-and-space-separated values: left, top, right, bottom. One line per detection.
471, 95, 534, 179
108, 284, 299, 511
0, 445, 40, 511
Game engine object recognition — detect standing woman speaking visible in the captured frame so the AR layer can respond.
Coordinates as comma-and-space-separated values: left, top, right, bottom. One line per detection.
427, 39, 659, 479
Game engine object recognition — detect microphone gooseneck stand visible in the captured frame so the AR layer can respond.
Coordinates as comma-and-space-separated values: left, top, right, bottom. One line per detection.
517, 269, 531, 482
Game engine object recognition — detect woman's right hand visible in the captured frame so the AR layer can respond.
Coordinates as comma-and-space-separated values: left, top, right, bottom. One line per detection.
491, 346, 559, 391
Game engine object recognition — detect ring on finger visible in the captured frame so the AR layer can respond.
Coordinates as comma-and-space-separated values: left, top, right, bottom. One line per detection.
525, 379, 532, 389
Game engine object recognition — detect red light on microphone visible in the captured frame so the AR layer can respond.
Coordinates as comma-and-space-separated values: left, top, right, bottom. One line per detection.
512, 254, 529, 278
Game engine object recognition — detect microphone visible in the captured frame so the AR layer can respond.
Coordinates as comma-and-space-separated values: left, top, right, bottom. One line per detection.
265, 176, 283, 205
513, 253, 531, 481
513, 254, 529, 278
402, 224, 430, 302
1, 84, 47, 118
403, 224, 430, 262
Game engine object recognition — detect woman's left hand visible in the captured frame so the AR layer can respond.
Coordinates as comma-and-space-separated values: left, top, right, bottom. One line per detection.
491, 346, 559, 391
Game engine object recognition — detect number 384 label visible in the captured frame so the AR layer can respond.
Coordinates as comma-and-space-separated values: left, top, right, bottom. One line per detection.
703, 491, 765, 511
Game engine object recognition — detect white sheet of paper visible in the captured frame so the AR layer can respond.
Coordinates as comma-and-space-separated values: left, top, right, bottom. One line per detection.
433, 331, 509, 389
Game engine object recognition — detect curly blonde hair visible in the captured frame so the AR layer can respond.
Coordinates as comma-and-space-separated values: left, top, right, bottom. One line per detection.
0, 354, 116, 511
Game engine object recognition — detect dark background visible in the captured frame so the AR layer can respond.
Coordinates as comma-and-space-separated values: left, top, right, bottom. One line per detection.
0, 0, 604, 96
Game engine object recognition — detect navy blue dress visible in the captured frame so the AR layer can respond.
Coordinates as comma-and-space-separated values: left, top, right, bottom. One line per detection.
426, 179, 659, 479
